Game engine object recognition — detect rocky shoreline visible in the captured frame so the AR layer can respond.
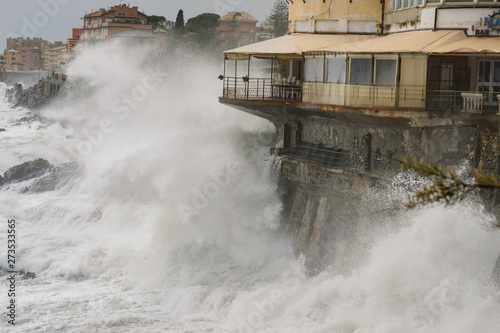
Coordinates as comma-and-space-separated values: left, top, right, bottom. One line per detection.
0, 158, 78, 194
4, 81, 51, 109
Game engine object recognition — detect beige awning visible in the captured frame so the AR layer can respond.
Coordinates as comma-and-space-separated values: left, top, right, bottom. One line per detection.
316, 30, 466, 53
224, 33, 375, 60
429, 35, 500, 53
224, 30, 500, 60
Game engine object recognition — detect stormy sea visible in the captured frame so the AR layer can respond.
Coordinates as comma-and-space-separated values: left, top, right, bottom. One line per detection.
1, 40, 500, 333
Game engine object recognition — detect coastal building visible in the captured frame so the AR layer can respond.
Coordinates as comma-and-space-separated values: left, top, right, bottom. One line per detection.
216, 12, 258, 44
67, 28, 84, 59
221, 1, 500, 118
81, 4, 152, 41
257, 16, 274, 41
42, 42, 67, 71
1, 37, 49, 72
219, 0, 500, 269
6, 37, 48, 53
0, 49, 23, 72
18, 45, 43, 70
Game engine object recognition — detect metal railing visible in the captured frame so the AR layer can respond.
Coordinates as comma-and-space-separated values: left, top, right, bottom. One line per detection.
222, 77, 302, 101
273, 142, 365, 174
426, 90, 500, 114
222, 77, 500, 114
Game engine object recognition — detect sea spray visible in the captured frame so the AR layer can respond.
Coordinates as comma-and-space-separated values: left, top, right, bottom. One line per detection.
0, 39, 499, 332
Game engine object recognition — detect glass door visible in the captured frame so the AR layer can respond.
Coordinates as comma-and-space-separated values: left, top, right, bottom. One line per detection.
478, 59, 500, 102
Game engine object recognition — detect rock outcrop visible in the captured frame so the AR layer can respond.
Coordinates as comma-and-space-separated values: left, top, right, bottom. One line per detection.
5, 81, 49, 109
0, 159, 78, 194
21, 162, 77, 194
2, 158, 52, 185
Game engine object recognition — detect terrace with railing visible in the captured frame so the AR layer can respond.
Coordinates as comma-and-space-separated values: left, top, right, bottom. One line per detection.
222, 77, 500, 113
222, 77, 302, 101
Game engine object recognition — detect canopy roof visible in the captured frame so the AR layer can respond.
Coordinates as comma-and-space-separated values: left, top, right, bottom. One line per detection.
224, 30, 500, 60
430, 35, 500, 53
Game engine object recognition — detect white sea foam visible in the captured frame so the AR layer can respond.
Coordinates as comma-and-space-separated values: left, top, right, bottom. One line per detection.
0, 40, 499, 332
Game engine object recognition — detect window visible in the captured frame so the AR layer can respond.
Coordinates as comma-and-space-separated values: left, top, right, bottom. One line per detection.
326, 58, 346, 83
305, 58, 324, 82
243, 23, 247, 29
375, 59, 397, 85
478, 59, 500, 101
221, 22, 225, 27
392, 0, 423, 10
350, 58, 372, 84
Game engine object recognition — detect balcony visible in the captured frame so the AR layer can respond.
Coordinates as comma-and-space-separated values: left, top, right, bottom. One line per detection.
222, 77, 302, 101
221, 78, 500, 114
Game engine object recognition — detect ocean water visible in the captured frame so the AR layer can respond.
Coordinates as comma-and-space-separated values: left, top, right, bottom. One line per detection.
0, 40, 500, 333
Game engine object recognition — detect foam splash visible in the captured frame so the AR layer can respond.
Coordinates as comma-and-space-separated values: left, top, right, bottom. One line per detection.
0, 39, 499, 332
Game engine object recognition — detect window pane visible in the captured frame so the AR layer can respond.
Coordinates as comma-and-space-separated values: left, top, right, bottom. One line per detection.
494, 61, 500, 83
326, 58, 346, 83
350, 58, 372, 84
375, 59, 397, 85
479, 61, 490, 83
305, 58, 324, 82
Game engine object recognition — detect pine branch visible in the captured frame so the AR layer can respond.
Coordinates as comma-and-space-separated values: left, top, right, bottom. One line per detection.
399, 156, 500, 209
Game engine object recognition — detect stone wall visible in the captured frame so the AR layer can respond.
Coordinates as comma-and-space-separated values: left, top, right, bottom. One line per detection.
277, 116, 481, 273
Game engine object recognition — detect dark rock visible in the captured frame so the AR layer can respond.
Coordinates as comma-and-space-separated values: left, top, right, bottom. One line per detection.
5, 80, 49, 109
0, 128, 5, 132
18, 270, 36, 279
2, 158, 52, 185
20, 162, 78, 194
0, 175, 3, 186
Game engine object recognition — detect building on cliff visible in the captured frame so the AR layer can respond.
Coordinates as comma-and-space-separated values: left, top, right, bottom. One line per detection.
67, 4, 166, 57
218, 0, 500, 270
80, 4, 152, 41
216, 12, 258, 45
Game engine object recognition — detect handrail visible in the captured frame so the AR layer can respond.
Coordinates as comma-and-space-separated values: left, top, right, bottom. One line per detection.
275, 142, 363, 174
222, 77, 302, 102
221, 76, 500, 113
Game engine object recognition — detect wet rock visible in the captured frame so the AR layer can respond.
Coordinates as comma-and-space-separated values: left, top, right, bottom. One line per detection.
0, 128, 5, 132
2, 158, 52, 185
21, 162, 78, 194
5, 81, 49, 109
18, 269, 36, 279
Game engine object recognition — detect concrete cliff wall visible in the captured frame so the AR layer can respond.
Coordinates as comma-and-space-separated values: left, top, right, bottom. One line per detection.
276, 116, 482, 273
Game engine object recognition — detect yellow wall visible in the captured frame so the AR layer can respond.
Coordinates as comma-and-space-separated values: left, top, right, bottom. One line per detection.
6, 51, 22, 70
57, 48, 67, 65
289, 0, 382, 34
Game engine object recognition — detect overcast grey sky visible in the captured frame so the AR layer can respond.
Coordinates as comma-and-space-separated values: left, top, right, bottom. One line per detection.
0, 0, 273, 49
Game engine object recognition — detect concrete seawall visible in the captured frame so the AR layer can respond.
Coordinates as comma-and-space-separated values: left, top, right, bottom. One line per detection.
222, 98, 500, 274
